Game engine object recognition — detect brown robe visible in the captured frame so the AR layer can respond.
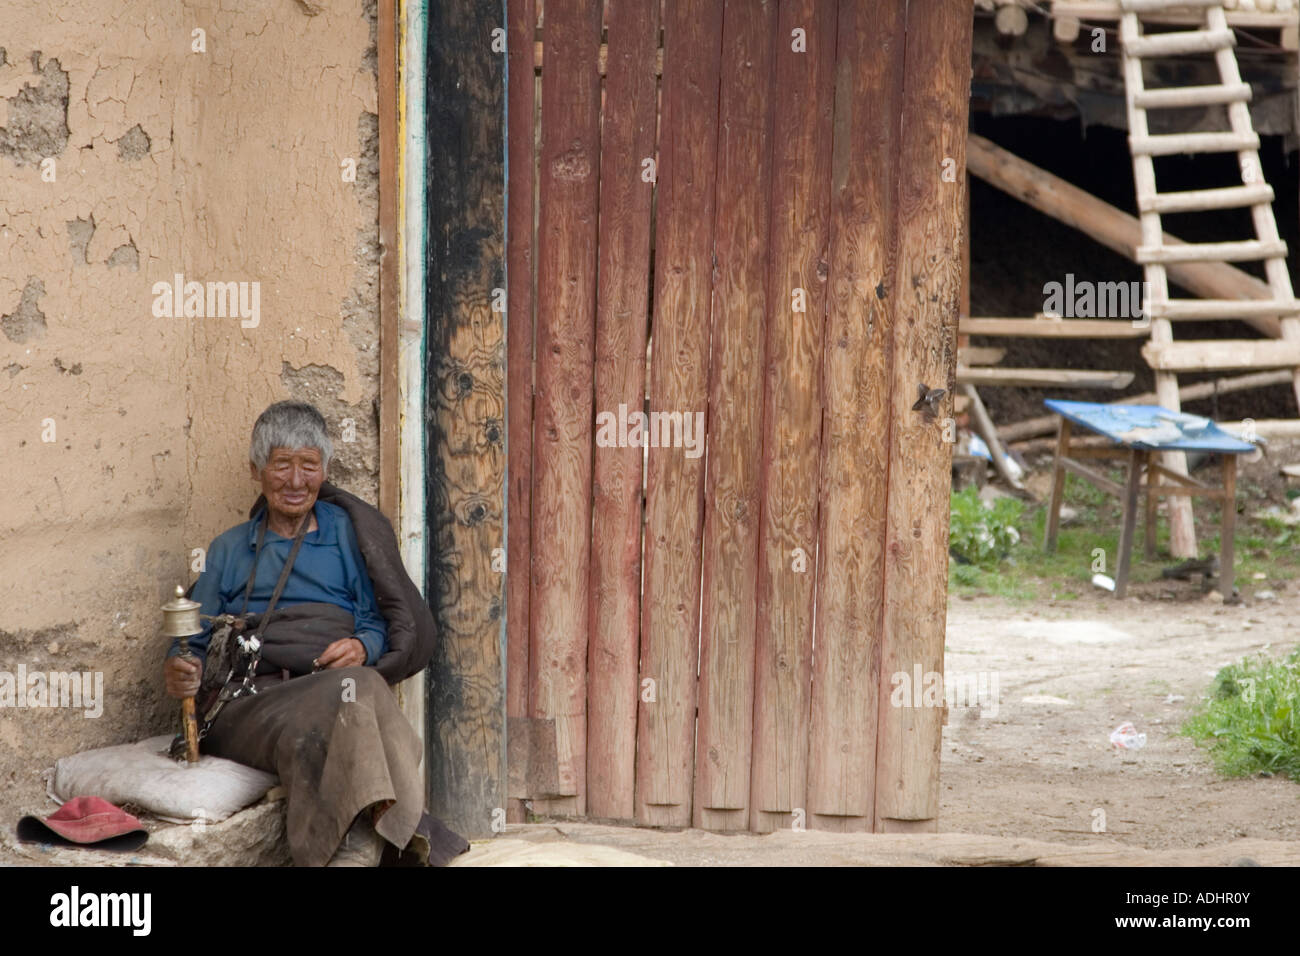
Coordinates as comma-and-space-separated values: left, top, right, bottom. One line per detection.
202, 667, 427, 867
190, 483, 467, 866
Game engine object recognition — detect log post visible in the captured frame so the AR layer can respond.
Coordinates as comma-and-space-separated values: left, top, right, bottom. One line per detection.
424, 0, 508, 838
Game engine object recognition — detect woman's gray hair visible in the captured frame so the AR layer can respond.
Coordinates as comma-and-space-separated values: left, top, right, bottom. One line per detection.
249, 401, 333, 470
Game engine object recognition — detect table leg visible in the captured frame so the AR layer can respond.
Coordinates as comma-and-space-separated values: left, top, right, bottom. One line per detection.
1144, 457, 1159, 561
1045, 417, 1071, 552
1221, 453, 1237, 601
1115, 448, 1143, 600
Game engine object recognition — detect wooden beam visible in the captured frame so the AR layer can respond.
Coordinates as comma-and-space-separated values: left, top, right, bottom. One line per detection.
957, 367, 1135, 388
967, 133, 1284, 339
750, 0, 834, 836
529, 0, 603, 818
636, 0, 723, 828
876, 0, 972, 835
1142, 339, 1300, 372
1052, 1, 1297, 29
1060, 457, 1125, 497
994, 3, 1028, 36
958, 346, 1006, 365
960, 317, 1149, 338
998, 369, 1293, 442
377, 0, 399, 524
963, 385, 1029, 492
504, 0, 536, 825
807, 0, 904, 834
585, 0, 659, 824
424, 0, 507, 839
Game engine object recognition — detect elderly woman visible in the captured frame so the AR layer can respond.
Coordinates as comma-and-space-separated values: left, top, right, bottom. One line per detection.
162, 401, 462, 866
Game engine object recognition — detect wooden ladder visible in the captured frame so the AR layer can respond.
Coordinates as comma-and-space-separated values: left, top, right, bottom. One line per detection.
1119, 0, 1300, 556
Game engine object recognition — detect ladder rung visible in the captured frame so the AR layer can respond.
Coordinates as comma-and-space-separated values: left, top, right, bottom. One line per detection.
1136, 239, 1289, 265
1133, 83, 1253, 109
1130, 130, 1260, 156
1148, 299, 1300, 321
1120, 0, 1220, 11
1124, 28, 1235, 58
1143, 339, 1300, 372
1137, 183, 1274, 214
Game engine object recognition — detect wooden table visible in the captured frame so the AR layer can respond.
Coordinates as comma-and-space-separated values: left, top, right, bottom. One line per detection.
1042, 400, 1256, 599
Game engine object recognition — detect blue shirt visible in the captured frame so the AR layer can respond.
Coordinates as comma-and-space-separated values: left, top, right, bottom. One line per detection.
167, 500, 388, 666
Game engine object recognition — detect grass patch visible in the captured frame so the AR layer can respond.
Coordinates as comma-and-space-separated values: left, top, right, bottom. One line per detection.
948, 456, 1300, 601
1180, 649, 1300, 781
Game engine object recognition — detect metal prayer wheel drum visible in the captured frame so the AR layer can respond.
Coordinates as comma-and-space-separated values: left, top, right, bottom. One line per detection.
161, 585, 203, 638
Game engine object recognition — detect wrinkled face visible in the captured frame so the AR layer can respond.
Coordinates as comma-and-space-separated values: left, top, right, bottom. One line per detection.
250, 446, 324, 525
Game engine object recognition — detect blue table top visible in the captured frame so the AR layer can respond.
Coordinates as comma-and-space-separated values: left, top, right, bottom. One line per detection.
1043, 400, 1256, 454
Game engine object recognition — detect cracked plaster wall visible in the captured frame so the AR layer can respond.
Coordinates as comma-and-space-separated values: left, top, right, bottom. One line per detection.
0, 0, 383, 782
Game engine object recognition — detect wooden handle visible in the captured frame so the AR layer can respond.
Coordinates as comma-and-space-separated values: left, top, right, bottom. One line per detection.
180, 696, 199, 764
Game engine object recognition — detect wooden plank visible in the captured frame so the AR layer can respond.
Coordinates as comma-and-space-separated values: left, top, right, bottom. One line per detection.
1221, 455, 1237, 597
1147, 299, 1300, 320
1114, 450, 1146, 599
1142, 339, 1300, 371
693, 0, 776, 832
959, 317, 1148, 338
958, 367, 1134, 388
966, 134, 1284, 339
875, 0, 972, 833
1136, 239, 1287, 265
1123, 28, 1234, 58
424, 0, 508, 839
1130, 131, 1260, 157
1045, 418, 1072, 552
504, 0, 536, 824
962, 385, 1028, 493
377, 0, 400, 524
1054, 0, 1294, 28
1133, 83, 1253, 110
585, 0, 659, 822
1061, 457, 1125, 497
750, 0, 836, 836
806, 0, 905, 834
635, 0, 724, 828
528, 0, 603, 817
1138, 183, 1272, 214
958, 346, 1006, 365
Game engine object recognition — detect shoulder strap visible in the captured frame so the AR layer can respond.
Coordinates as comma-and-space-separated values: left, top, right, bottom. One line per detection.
238, 510, 313, 623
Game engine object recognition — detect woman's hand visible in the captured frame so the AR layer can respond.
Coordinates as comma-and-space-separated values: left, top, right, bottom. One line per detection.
164, 655, 202, 699
316, 637, 367, 670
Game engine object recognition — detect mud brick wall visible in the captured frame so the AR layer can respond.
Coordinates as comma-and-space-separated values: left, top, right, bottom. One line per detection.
0, 1, 382, 781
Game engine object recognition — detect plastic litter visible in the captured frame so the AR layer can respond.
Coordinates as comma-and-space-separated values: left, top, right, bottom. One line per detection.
1109, 721, 1147, 750
1092, 573, 1116, 591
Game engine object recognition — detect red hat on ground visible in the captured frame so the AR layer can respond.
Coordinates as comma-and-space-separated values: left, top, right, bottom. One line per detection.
17, 796, 149, 851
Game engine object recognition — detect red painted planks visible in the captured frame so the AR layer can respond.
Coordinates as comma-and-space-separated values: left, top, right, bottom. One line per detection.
635, 0, 724, 828
693, 0, 778, 831
528, 0, 603, 817
874, 0, 973, 833
749, 0, 837, 835
586, 0, 661, 822
805, 0, 907, 833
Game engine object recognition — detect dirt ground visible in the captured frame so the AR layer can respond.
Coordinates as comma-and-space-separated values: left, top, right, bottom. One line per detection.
5, 583, 1296, 867
939, 588, 1300, 850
